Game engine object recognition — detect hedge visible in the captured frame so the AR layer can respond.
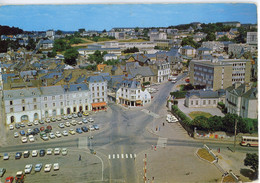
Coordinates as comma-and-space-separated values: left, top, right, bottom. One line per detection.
172, 105, 192, 125
170, 91, 187, 99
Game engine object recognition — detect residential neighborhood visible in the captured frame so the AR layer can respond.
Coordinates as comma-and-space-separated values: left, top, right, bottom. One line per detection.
0, 3, 258, 183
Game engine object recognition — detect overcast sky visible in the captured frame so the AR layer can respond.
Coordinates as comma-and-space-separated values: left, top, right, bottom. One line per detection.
0, 3, 257, 31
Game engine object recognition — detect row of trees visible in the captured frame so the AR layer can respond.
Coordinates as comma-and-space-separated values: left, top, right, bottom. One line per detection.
88, 50, 108, 64
123, 47, 139, 53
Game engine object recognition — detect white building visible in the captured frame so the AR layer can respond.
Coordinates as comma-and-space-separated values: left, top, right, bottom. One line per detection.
246, 32, 257, 45
153, 61, 171, 83
116, 79, 151, 107
202, 41, 224, 53
103, 53, 117, 61
150, 32, 167, 41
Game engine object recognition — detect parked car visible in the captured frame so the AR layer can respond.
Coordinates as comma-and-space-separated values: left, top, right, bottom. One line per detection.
76, 128, 83, 134
82, 118, 88, 124
15, 171, 24, 182
41, 134, 49, 141
72, 113, 78, 118
29, 135, 35, 142
32, 150, 38, 157
54, 148, 61, 155
51, 117, 56, 122
15, 123, 20, 129
34, 128, 40, 134
40, 127, 45, 131
81, 126, 88, 132
39, 119, 45, 124
33, 120, 39, 125
57, 117, 62, 121
61, 148, 67, 156
77, 120, 82, 125
88, 118, 94, 123
65, 122, 70, 127
55, 131, 62, 138
27, 122, 33, 126
53, 163, 59, 171
77, 112, 82, 117
20, 130, 25, 136
9, 124, 14, 130
5, 176, 14, 183
47, 125, 52, 131
21, 136, 27, 143
44, 164, 52, 172
69, 129, 75, 135
23, 151, 30, 158
89, 125, 95, 131
93, 124, 99, 130
67, 114, 72, 119
3, 153, 9, 160
27, 129, 32, 133
39, 150, 45, 157
15, 152, 22, 159
20, 123, 25, 128
70, 120, 76, 126
14, 132, 19, 138
62, 130, 68, 136
49, 132, 55, 139
34, 163, 42, 172
62, 115, 68, 120
83, 112, 89, 116
0, 168, 6, 177
46, 148, 53, 155
45, 118, 51, 123
24, 164, 33, 174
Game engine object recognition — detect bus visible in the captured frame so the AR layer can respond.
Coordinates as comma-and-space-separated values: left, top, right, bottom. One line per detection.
240, 136, 258, 147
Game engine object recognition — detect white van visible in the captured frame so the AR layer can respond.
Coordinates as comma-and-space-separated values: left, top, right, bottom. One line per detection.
166, 114, 178, 123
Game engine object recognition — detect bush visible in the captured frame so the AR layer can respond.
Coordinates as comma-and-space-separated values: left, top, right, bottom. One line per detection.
143, 82, 150, 86
172, 105, 192, 125
170, 91, 187, 99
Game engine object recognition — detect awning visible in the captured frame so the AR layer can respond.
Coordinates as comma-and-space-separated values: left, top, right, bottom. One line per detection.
92, 102, 107, 108
136, 100, 142, 104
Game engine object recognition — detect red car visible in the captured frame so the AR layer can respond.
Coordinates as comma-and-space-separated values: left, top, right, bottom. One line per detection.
40, 127, 45, 131
47, 125, 52, 130
5, 176, 14, 183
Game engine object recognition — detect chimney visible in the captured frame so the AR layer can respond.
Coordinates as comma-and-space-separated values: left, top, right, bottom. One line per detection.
245, 82, 252, 93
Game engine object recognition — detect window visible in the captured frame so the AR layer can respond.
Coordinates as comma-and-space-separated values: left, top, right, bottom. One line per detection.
61, 102, 63, 106
208, 100, 211, 105
85, 99, 88, 103
196, 101, 198, 105
67, 101, 70, 105
34, 105, 37, 110
97, 93, 99, 97
45, 104, 47, 108
102, 86, 104, 90
79, 100, 82, 104
102, 92, 104, 96
73, 100, 76, 105
33, 98, 36, 102
143, 78, 145, 82
97, 87, 99, 91
92, 87, 94, 91
203, 100, 206, 105
52, 96, 55, 100
213, 100, 216, 104
22, 106, 25, 111
44, 97, 47, 101
60, 95, 63, 99
121, 88, 123, 91
10, 108, 13, 112
191, 101, 193, 105
22, 99, 25, 104
10, 101, 13, 105
53, 103, 55, 107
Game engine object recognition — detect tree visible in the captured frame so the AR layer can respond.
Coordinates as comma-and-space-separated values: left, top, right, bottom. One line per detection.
208, 116, 223, 131
26, 38, 36, 51
56, 30, 62, 35
64, 48, 79, 66
217, 35, 230, 41
243, 51, 252, 59
244, 153, 258, 177
135, 27, 139, 32
192, 116, 210, 130
222, 113, 238, 133
102, 29, 107, 33
53, 39, 70, 52
181, 37, 198, 48
205, 32, 216, 41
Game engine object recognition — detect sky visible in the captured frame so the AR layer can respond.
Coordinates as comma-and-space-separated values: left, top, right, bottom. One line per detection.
0, 3, 257, 31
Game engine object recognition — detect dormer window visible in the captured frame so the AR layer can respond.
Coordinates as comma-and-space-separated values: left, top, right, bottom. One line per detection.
20, 92, 24, 96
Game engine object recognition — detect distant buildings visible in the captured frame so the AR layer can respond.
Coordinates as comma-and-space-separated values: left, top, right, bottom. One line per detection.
246, 32, 257, 45
202, 41, 224, 53
218, 21, 241, 27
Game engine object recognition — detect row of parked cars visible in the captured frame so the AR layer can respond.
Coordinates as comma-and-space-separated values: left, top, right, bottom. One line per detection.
166, 114, 179, 123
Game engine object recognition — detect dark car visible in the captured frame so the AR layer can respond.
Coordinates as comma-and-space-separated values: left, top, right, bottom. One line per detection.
20, 130, 25, 136
81, 126, 88, 132
0, 168, 6, 177
47, 125, 52, 130
34, 128, 40, 134
26, 131, 36, 136
39, 150, 45, 157
23, 151, 30, 158
76, 128, 83, 134
15, 152, 22, 159
77, 112, 82, 117
15, 123, 20, 129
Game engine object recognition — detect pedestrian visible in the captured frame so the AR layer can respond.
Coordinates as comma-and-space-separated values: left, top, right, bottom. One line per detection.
163, 122, 165, 126
151, 145, 154, 150
79, 154, 81, 161
218, 148, 220, 153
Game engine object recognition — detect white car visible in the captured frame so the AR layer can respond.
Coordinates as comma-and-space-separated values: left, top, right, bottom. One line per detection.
77, 121, 82, 125
67, 115, 72, 119
53, 163, 59, 171
88, 118, 94, 123
33, 120, 39, 125
9, 124, 14, 130
24, 164, 33, 174
55, 131, 62, 138
46, 148, 53, 155
61, 148, 67, 155
27, 128, 32, 133
59, 123, 65, 128
57, 117, 62, 121
29, 135, 35, 142
70, 120, 76, 126
89, 125, 95, 131
51, 117, 56, 122
45, 118, 51, 123
49, 132, 55, 139
72, 113, 78, 118
14, 132, 19, 138
62, 130, 68, 136
21, 136, 28, 143
27, 122, 33, 126
3, 153, 9, 160
44, 164, 52, 172
65, 122, 70, 127
54, 148, 60, 155
62, 115, 68, 120
32, 150, 38, 157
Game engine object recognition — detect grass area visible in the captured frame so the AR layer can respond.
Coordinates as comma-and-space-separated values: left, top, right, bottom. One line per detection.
197, 148, 215, 162
189, 111, 213, 119
222, 175, 236, 183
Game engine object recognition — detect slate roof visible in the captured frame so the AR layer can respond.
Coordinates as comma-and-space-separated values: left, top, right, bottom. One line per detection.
226, 83, 246, 96
186, 89, 226, 99
41, 72, 62, 79
2, 73, 16, 83
182, 45, 195, 50
75, 75, 86, 84
64, 83, 89, 92
128, 66, 155, 77
64, 73, 72, 82
87, 75, 105, 83
121, 79, 140, 89
242, 87, 257, 99
42, 40, 54, 44
3, 88, 41, 100
197, 47, 212, 51
40, 85, 64, 96
104, 53, 116, 57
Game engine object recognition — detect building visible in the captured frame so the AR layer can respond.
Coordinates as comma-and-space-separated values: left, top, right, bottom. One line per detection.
46, 30, 55, 39
225, 83, 258, 119
189, 58, 251, 91
181, 46, 196, 57
218, 21, 241, 27
246, 32, 257, 45
154, 39, 173, 48
150, 61, 171, 83
150, 32, 167, 41
228, 43, 257, 57
103, 53, 117, 61
196, 47, 212, 58
87, 76, 108, 111
41, 40, 54, 49
104, 41, 156, 50
202, 41, 224, 53
184, 89, 226, 108
116, 79, 151, 107
78, 47, 121, 57
127, 66, 156, 84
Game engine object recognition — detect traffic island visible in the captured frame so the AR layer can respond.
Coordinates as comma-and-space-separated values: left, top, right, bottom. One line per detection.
196, 148, 215, 163
222, 174, 236, 183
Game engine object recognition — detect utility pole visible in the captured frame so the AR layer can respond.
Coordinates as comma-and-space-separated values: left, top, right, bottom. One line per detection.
233, 119, 237, 152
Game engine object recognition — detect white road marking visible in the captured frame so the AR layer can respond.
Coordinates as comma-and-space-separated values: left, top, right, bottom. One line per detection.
108, 154, 111, 159
121, 154, 124, 159
117, 154, 119, 159
125, 154, 128, 158
134, 154, 136, 158
113, 154, 115, 159
130, 154, 133, 158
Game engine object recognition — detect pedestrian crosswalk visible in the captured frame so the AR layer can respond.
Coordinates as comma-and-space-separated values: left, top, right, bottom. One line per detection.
78, 137, 88, 149
108, 153, 136, 160
157, 137, 167, 147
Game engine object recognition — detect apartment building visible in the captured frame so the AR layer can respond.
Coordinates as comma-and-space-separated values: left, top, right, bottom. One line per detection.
189, 58, 251, 91
150, 61, 171, 83
87, 76, 108, 111
246, 32, 257, 45
225, 83, 258, 119
228, 43, 257, 56
202, 41, 224, 53
116, 79, 151, 107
